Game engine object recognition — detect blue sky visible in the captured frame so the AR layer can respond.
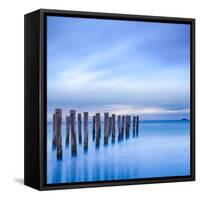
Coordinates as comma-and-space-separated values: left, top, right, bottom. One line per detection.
47, 16, 190, 120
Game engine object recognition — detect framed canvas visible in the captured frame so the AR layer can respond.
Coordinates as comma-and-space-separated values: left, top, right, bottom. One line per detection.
24, 9, 195, 190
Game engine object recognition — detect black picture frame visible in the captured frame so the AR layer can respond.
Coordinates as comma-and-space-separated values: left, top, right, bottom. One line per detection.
24, 8, 195, 191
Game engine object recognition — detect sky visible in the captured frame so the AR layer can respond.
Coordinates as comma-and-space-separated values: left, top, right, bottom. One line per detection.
47, 16, 190, 121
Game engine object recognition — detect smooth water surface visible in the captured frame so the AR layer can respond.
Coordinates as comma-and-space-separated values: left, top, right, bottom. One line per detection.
47, 120, 190, 184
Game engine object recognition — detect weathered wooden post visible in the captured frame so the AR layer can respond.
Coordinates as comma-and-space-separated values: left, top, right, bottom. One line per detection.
70, 110, 77, 156
133, 116, 136, 137
52, 113, 56, 147
92, 116, 96, 141
121, 115, 125, 139
66, 115, 70, 145
104, 113, 109, 145
125, 115, 128, 138
125, 115, 131, 139
108, 116, 112, 136
78, 113, 82, 144
129, 115, 131, 137
99, 114, 102, 140
128, 115, 131, 136
111, 114, 116, 143
84, 112, 88, 151
55, 108, 62, 159
136, 115, 139, 137
96, 113, 101, 148
117, 115, 122, 141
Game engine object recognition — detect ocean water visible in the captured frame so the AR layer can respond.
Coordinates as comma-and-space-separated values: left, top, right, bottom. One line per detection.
47, 120, 190, 184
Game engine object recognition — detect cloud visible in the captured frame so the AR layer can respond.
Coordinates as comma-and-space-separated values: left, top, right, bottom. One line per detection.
48, 61, 189, 109
47, 17, 190, 120
101, 104, 189, 115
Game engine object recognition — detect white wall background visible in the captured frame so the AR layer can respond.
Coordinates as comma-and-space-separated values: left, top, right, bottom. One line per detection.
0, 0, 198, 198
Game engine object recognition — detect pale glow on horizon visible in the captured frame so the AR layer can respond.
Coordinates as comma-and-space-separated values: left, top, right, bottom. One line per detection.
47, 104, 189, 121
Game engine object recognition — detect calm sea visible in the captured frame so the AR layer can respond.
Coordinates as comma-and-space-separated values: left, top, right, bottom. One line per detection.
47, 120, 190, 184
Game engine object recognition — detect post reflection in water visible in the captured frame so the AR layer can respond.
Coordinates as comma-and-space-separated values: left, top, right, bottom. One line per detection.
103, 146, 109, 180
53, 160, 63, 184
83, 155, 89, 182
70, 158, 77, 182
95, 153, 101, 181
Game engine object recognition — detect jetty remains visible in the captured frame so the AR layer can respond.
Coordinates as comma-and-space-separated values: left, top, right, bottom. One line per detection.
52, 109, 140, 158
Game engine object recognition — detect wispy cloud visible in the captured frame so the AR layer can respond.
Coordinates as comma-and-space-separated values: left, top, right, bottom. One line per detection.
100, 104, 189, 115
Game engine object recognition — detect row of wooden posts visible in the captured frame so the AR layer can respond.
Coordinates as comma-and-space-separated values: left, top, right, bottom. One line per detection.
52, 109, 139, 159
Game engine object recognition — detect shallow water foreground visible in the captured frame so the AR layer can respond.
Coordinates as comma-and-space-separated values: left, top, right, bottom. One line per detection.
47, 120, 190, 184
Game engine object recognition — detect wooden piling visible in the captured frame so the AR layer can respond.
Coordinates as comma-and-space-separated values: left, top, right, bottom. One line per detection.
55, 108, 62, 159
125, 115, 128, 137
84, 112, 88, 151
70, 110, 77, 155
111, 114, 115, 143
104, 113, 109, 145
118, 115, 121, 134
52, 113, 56, 146
66, 115, 70, 145
117, 115, 122, 141
78, 113, 82, 144
96, 113, 101, 147
125, 115, 131, 138
136, 115, 139, 137
129, 115, 131, 137
121, 115, 125, 139
92, 116, 96, 141
108, 117, 112, 136
133, 116, 136, 137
